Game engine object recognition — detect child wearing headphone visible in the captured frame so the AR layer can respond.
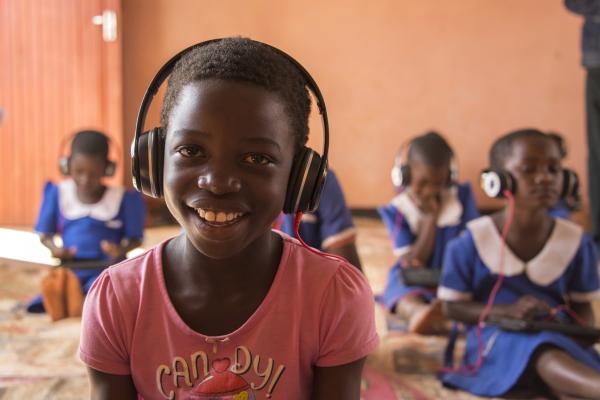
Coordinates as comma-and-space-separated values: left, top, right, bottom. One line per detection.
438, 129, 600, 399
79, 38, 377, 399
28, 130, 145, 321
378, 131, 479, 334
276, 168, 362, 270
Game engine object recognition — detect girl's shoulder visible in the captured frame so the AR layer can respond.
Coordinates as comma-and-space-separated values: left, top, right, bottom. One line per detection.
456, 181, 474, 198
99, 241, 164, 297
278, 232, 371, 296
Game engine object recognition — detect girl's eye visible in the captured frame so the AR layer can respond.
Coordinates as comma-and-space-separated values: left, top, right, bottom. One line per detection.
520, 165, 536, 174
176, 145, 204, 158
243, 153, 273, 165
549, 164, 561, 174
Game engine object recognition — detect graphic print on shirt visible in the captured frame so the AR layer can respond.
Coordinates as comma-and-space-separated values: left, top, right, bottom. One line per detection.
156, 347, 285, 399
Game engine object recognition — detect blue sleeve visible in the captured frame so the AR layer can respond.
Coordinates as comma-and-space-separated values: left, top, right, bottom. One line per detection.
316, 171, 355, 244
565, 0, 600, 16
278, 214, 295, 236
566, 234, 600, 301
458, 183, 480, 224
548, 200, 571, 219
34, 181, 59, 234
377, 204, 415, 250
438, 232, 476, 301
121, 190, 145, 241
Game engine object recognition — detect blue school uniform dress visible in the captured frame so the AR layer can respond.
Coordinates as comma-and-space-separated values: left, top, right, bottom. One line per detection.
27, 180, 145, 312
279, 170, 356, 250
548, 199, 571, 219
377, 183, 479, 310
438, 216, 600, 397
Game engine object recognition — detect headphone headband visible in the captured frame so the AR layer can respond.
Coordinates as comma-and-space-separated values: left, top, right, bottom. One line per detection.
133, 38, 329, 213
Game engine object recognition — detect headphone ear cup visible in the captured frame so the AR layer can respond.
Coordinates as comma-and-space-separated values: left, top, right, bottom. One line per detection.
399, 164, 411, 187
561, 168, 580, 199
133, 127, 164, 198
59, 157, 70, 175
480, 169, 516, 198
104, 160, 116, 177
449, 158, 459, 186
283, 147, 324, 214
391, 164, 402, 190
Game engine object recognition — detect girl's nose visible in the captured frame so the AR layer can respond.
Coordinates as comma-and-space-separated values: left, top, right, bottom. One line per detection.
197, 173, 241, 194
535, 168, 554, 184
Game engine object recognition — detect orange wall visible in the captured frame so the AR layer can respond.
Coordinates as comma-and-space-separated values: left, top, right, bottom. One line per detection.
122, 0, 588, 212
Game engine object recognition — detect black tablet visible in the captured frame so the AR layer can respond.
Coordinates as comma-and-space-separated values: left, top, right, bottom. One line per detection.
400, 267, 441, 288
487, 316, 600, 339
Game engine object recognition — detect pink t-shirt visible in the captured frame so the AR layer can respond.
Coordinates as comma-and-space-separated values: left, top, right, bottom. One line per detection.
79, 233, 378, 400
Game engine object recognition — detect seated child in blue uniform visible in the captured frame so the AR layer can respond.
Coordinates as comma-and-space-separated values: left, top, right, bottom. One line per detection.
438, 128, 600, 399
378, 131, 479, 334
547, 132, 582, 219
28, 130, 145, 320
277, 169, 362, 270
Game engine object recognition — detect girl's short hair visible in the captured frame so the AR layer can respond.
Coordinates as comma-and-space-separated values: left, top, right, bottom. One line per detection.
160, 37, 312, 150
71, 130, 109, 160
407, 131, 454, 167
489, 128, 552, 170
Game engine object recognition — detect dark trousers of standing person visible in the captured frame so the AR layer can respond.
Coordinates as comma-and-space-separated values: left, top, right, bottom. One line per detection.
586, 67, 600, 247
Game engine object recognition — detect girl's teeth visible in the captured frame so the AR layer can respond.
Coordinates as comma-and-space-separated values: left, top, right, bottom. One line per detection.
197, 209, 243, 224
204, 211, 216, 222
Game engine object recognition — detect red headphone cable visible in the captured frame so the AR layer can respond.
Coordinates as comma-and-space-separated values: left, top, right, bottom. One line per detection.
293, 212, 349, 264
440, 190, 515, 376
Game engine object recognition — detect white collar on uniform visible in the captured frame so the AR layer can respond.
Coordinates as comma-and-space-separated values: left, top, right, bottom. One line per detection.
58, 179, 125, 221
468, 215, 582, 286
390, 186, 463, 233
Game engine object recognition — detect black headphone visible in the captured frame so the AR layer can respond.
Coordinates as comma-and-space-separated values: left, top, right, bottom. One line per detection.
131, 38, 329, 214
480, 168, 580, 202
59, 131, 116, 177
390, 140, 458, 190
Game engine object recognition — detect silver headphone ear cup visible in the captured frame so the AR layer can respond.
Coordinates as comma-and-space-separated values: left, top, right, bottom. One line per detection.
480, 169, 517, 198
449, 158, 459, 185
391, 164, 402, 189
481, 170, 503, 198
104, 161, 116, 177
59, 158, 70, 175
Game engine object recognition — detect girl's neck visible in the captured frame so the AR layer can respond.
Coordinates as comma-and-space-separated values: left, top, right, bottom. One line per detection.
76, 185, 106, 204
171, 230, 282, 287
504, 204, 552, 232
492, 204, 555, 263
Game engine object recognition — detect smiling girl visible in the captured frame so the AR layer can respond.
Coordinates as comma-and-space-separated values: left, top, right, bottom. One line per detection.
79, 38, 378, 400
